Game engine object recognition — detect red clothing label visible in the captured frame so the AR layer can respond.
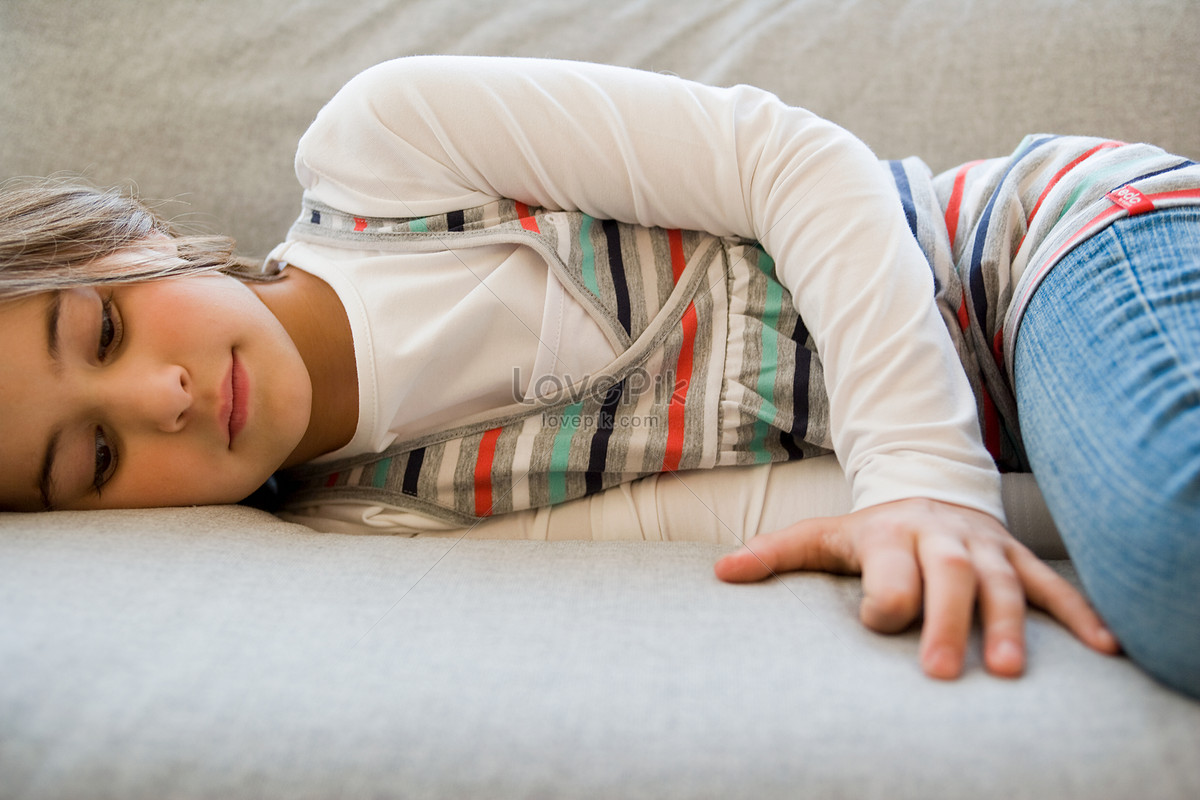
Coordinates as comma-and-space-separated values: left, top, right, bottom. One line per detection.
1106, 185, 1155, 215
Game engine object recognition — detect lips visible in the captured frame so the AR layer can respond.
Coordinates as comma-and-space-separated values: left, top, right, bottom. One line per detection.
221, 351, 250, 447
230, 352, 250, 443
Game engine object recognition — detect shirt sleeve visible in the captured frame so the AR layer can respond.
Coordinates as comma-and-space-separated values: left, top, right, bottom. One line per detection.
293, 55, 1004, 521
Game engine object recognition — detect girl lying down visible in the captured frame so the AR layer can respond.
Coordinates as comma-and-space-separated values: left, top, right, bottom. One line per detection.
2, 56, 1197, 697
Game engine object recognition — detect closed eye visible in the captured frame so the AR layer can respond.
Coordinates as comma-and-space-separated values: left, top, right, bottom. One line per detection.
93, 427, 118, 493
98, 293, 123, 361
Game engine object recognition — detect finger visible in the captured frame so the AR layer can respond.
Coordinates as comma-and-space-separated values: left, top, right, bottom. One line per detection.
1008, 546, 1121, 655
713, 517, 858, 584
916, 534, 978, 680
971, 542, 1027, 677
857, 532, 922, 634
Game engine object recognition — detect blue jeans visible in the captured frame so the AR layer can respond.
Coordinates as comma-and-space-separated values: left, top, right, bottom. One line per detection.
1014, 206, 1200, 699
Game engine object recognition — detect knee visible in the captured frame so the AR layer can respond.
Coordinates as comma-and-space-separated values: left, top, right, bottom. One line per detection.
1019, 405, 1200, 697
1063, 495, 1200, 699
1092, 554, 1200, 699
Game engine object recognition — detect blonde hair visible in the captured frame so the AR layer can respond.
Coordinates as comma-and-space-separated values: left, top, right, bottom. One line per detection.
0, 177, 277, 301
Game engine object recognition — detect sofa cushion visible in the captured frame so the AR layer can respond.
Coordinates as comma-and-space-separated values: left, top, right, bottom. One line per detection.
3, 506, 1199, 799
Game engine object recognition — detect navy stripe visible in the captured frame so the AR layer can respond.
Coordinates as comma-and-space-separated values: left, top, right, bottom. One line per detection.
585, 382, 623, 495
789, 315, 811, 440
447, 210, 465, 232
782, 309, 811, 459
401, 448, 425, 496
1126, 159, 1197, 185
602, 220, 632, 335
968, 136, 1056, 335
889, 160, 942, 293
889, 160, 919, 239
779, 430, 806, 460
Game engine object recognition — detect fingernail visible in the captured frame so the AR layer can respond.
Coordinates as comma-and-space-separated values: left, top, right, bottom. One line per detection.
926, 646, 960, 679
1095, 625, 1119, 652
994, 639, 1022, 670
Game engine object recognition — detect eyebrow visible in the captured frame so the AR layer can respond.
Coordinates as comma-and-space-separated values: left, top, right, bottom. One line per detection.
38, 291, 65, 510
46, 290, 63, 367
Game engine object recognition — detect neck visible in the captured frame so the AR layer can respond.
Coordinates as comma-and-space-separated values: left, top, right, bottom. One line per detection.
250, 267, 358, 467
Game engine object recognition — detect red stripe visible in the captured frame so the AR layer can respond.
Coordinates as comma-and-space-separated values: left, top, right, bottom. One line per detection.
354, 217, 367, 232
1141, 187, 1200, 204
474, 427, 503, 516
1028, 142, 1121, 226
325, 472, 340, 488
515, 201, 540, 233
668, 229, 686, 284
662, 302, 698, 471
944, 160, 984, 246
982, 390, 1001, 462
661, 230, 697, 470
957, 288, 970, 331
1017, 142, 1122, 252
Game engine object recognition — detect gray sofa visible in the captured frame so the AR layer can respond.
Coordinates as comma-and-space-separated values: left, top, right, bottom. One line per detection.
3, 1, 1199, 798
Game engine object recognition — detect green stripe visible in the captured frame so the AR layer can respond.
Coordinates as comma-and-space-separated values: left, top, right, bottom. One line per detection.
372, 457, 392, 489
752, 252, 784, 463
548, 402, 584, 504
410, 217, 429, 232
579, 215, 600, 297
1062, 154, 1165, 219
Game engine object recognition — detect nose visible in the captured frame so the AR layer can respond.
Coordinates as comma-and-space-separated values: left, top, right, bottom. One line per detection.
103, 363, 193, 433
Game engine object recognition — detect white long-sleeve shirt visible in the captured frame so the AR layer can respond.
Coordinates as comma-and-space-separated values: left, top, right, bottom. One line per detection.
269, 55, 1003, 531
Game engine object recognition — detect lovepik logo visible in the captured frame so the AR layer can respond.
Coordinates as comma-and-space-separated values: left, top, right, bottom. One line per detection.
511, 366, 679, 405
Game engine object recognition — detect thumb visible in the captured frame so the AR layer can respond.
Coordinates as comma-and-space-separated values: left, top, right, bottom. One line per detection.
714, 516, 854, 583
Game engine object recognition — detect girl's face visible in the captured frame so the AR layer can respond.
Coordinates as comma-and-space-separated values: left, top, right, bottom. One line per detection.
0, 271, 312, 510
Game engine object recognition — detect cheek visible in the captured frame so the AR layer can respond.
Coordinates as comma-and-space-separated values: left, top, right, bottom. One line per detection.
133, 274, 271, 333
